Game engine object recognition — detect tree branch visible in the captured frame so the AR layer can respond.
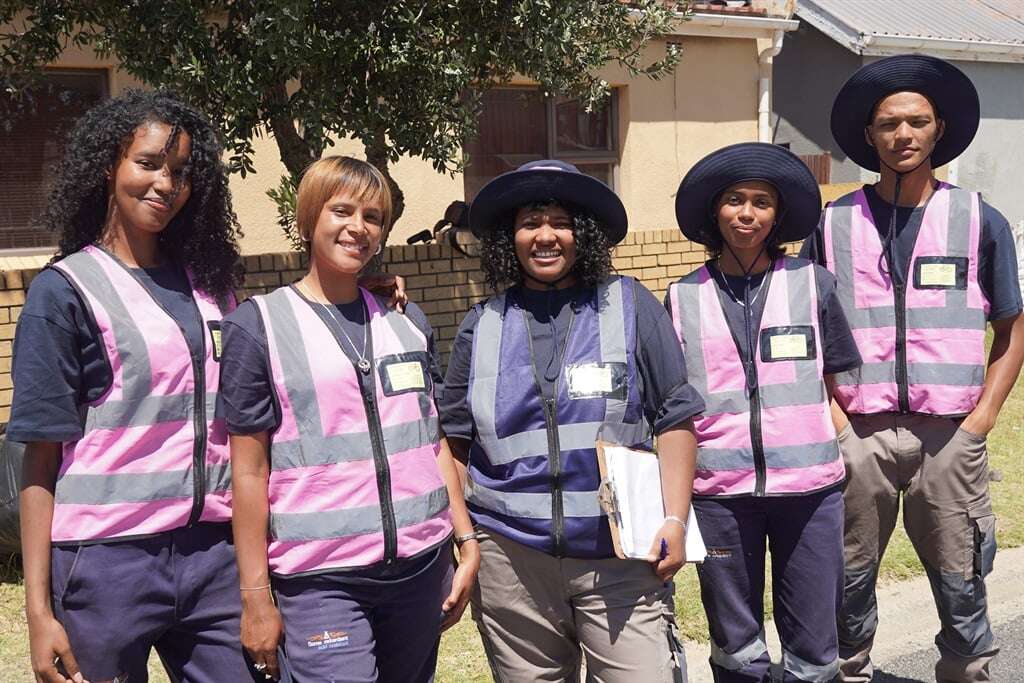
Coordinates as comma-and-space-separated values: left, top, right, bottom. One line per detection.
264, 81, 316, 178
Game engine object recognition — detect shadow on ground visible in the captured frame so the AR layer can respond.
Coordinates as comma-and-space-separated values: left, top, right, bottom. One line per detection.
872, 671, 926, 682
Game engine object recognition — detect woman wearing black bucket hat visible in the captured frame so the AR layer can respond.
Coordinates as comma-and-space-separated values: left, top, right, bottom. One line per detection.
666, 142, 862, 682
438, 160, 705, 681
800, 55, 1023, 683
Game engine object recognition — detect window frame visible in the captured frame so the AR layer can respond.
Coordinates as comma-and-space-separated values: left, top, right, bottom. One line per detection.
0, 67, 110, 253
466, 85, 621, 197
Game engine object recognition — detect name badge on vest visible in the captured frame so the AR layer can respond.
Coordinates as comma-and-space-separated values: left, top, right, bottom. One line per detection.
565, 362, 627, 400
759, 326, 816, 363
913, 256, 968, 290
378, 353, 430, 396
207, 321, 223, 362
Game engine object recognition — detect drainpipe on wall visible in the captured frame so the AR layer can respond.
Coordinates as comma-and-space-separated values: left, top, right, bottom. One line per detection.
758, 29, 786, 143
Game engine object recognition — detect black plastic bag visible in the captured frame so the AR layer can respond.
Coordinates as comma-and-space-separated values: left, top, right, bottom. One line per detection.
0, 436, 24, 554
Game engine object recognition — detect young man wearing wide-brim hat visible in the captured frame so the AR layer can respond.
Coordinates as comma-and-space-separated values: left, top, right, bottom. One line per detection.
667, 142, 862, 682
439, 160, 705, 681
801, 54, 1024, 682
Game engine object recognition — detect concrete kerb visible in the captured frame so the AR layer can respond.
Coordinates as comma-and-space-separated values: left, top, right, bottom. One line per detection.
681, 545, 1024, 682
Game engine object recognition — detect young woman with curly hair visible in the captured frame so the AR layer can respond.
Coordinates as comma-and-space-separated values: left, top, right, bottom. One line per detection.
439, 160, 704, 681
10, 89, 262, 683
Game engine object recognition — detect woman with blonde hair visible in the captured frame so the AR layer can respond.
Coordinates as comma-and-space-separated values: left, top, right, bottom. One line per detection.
221, 156, 478, 682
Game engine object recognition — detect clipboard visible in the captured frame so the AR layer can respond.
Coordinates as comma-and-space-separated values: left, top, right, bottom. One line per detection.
596, 440, 706, 562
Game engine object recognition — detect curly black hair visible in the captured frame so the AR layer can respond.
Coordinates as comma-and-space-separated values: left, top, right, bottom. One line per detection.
44, 89, 242, 298
478, 200, 614, 292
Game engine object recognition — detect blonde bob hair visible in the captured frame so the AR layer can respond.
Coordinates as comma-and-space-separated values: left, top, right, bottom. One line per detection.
295, 156, 393, 242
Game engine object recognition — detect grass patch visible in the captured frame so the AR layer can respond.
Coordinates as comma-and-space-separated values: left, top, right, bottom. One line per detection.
2, 349, 1021, 682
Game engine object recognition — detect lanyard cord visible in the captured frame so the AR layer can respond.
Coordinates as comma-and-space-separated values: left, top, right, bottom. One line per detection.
876, 152, 934, 280
721, 232, 775, 394
520, 269, 578, 384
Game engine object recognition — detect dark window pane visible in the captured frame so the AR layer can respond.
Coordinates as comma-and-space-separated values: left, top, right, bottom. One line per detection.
571, 163, 612, 188
553, 97, 613, 155
0, 70, 107, 249
463, 89, 547, 201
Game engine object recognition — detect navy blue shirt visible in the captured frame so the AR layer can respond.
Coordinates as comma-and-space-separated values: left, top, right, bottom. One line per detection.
218, 291, 443, 435
678, 260, 863, 377
8, 264, 204, 443
800, 185, 1023, 321
439, 280, 706, 442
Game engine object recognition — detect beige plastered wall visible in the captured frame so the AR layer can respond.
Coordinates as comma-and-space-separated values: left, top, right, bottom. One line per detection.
12, 32, 761, 255
603, 36, 759, 234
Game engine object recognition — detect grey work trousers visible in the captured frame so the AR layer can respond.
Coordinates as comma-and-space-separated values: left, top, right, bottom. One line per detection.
470, 529, 686, 683
836, 414, 999, 683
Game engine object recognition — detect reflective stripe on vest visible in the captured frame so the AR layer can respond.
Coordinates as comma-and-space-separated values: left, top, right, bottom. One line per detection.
669, 258, 843, 497
49, 245, 234, 542
822, 184, 989, 416
254, 286, 451, 576
466, 275, 650, 558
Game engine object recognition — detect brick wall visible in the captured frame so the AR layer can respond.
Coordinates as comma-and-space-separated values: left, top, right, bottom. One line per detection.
0, 229, 708, 425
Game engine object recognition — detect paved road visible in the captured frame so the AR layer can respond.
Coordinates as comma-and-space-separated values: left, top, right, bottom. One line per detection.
682, 546, 1024, 682
876, 614, 1024, 682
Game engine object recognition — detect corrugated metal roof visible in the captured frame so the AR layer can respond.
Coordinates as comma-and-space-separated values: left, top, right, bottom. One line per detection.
798, 0, 1024, 46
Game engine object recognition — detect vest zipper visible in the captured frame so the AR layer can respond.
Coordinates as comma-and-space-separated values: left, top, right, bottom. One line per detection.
749, 385, 766, 497
95, 251, 210, 526
542, 397, 566, 557
894, 282, 910, 413
520, 297, 576, 558
362, 384, 399, 563
712, 266, 772, 497
312, 297, 399, 563
185, 346, 208, 527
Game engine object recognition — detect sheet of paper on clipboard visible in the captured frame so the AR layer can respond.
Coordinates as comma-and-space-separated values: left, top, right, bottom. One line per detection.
596, 441, 706, 562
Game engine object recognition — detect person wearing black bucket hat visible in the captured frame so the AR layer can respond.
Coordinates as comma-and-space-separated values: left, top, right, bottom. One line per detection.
799, 54, 1024, 683
438, 160, 705, 681
666, 142, 862, 683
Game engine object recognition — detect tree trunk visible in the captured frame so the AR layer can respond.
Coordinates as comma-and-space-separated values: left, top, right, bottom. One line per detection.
265, 82, 317, 178
364, 132, 405, 245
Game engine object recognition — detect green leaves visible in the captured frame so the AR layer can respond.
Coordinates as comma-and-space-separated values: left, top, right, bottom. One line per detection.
1, 0, 685, 243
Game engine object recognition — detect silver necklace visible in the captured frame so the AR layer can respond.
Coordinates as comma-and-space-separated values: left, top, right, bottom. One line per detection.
296, 280, 371, 374
715, 259, 769, 309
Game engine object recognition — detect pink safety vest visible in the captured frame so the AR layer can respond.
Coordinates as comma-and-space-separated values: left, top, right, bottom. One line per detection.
822, 184, 989, 416
253, 286, 451, 576
669, 258, 844, 497
50, 245, 234, 542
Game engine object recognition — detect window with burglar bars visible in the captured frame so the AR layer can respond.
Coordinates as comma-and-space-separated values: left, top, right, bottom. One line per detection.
0, 70, 109, 250
463, 87, 619, 202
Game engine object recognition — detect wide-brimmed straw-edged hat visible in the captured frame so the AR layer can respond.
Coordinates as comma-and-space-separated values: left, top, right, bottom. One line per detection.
830, 54, 980, 172
675, 142, 821, 245
468, 159, 628, 244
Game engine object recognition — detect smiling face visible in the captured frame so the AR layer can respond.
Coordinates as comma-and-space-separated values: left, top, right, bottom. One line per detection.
309, 191, 384, 275
513, 203, 578, 288
865, 91, 945, 173
714, 180, 779, 255
107, 121, 192, 236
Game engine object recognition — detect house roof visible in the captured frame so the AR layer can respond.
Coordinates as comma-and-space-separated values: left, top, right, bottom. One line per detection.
797, 0, 1024, 62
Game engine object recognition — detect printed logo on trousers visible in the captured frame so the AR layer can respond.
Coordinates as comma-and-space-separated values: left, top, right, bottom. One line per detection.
307, 630, 350, 650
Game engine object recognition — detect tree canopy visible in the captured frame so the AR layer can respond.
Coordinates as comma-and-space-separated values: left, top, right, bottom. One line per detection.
1, 1, 685, 243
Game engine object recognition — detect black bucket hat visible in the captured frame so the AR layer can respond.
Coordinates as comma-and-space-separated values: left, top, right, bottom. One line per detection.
675, 142, 822, 246
468, 159, 628, 244
830, 54, 980, 172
